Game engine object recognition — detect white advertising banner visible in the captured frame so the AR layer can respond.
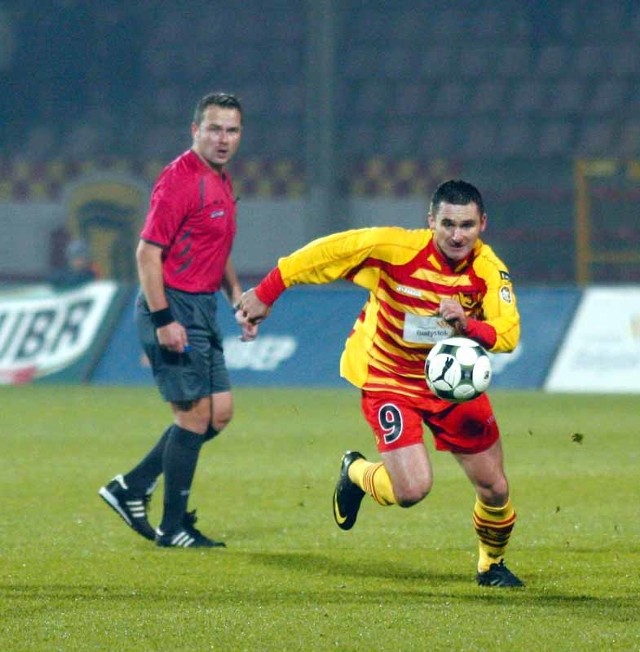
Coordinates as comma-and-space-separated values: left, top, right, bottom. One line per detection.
0, 281, 118, 383
545, 286, 640, 393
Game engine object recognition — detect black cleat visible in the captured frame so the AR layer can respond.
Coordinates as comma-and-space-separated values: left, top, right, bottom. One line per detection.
476, 560, 525, 587
155, 510, 226, 549
99, 474, 156, 541
333, 451, 366, 531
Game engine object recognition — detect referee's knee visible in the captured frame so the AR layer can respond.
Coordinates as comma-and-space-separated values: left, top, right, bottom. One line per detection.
211, 413, 232, 433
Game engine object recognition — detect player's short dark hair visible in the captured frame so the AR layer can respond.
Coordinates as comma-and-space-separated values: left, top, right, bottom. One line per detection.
429, 179, 485, 216
193, 92, 243, 125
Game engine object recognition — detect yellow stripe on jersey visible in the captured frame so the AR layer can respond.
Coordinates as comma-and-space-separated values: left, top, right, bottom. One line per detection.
275, 227, 520, 397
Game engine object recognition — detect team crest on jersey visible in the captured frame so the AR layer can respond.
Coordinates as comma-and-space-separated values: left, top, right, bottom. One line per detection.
458, 293, 480, 309
395, 284, 422, 298
500, 286, 513, 303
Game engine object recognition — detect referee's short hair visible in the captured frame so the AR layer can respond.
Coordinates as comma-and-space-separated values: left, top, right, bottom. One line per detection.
194, 92, 243, 125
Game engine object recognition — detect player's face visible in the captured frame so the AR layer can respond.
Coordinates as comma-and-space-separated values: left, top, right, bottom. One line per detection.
192, 106, 242, 170
428, 201, 487, 262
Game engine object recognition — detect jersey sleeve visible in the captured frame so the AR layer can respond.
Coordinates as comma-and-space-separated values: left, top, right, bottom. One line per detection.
278, 227, 427, 287
254, 228, 426, 305
140, 168, 192, 247
472, 246, 520, 353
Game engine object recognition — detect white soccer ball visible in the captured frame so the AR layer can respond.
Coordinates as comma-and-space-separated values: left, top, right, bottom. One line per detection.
425, 337, 492, 402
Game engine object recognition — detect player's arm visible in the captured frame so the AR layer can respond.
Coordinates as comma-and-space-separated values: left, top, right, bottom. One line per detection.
136, 239, 188, 352
239, 230, 367, 322
471, 263, 520, 353
437, 297, 498, 350
481, 273, 520, 353
240, 228, 424, 322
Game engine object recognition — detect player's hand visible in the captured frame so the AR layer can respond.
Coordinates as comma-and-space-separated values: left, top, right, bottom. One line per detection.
156, 321, 189, 352
238, 288, 271, 324
439, 298, 467, 333
234, 308, 259, 342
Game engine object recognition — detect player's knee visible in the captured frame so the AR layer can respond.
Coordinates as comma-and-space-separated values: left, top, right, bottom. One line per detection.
476, 476, 509, 506
395, 480, 432, 507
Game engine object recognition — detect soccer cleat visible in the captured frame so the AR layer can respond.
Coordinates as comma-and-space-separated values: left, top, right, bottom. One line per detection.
333, 450, 366, 531
155, 510, 226, 549
476, 560, 525, 587
99, 474, 156, 541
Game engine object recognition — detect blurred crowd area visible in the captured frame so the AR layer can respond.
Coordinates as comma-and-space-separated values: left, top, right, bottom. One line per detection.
1, 0, 640, 164
1, 0, 639, 285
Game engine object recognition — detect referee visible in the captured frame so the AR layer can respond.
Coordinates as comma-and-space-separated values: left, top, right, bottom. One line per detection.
99, 92, 257, 548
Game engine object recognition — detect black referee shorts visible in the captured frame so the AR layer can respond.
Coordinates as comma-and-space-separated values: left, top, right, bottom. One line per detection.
136, 288, 231, 403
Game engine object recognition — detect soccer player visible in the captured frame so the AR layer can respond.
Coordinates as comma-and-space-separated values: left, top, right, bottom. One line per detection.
99, 92, 257, 548
239, 179, 524, 586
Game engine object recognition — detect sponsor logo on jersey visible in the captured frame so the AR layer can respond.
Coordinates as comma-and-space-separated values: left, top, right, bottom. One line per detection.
395, 285, 422, 298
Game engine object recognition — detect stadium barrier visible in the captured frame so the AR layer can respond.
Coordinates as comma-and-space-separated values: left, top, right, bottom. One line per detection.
3, 282, 638, 392
91, 284, 582, 391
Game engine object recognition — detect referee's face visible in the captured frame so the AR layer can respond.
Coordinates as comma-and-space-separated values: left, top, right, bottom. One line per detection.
192, 106, 243, 171
428, 201, 487, 263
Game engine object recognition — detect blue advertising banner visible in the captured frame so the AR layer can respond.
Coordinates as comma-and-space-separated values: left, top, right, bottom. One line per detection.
92, 285, 581, 390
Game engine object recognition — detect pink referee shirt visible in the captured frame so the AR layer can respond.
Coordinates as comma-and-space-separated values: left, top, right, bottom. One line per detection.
140, 149, 237, 293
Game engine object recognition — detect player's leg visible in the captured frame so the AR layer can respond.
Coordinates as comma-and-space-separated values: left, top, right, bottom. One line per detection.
435, 397, 523, 587
454, 442, 522, 586
333, 391, 432, 530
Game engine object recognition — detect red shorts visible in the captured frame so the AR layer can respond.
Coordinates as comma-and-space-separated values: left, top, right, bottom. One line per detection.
361, 390, 499, 455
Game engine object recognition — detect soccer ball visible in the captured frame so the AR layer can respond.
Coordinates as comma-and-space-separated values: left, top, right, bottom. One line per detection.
425, 337, 492, 402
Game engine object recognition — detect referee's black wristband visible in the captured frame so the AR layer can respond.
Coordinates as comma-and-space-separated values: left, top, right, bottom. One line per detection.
150, 307, 174, 328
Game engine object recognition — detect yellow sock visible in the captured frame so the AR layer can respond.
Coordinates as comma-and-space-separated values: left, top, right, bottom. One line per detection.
348, 459, 396, 506
473, 498, 516, 572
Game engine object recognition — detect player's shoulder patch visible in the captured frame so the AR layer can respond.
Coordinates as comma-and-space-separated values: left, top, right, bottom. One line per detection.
500, 286, 513, 303
499, 270, 512, 282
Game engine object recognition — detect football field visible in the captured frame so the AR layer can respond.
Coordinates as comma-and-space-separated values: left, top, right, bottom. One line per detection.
1, 385, 639, 651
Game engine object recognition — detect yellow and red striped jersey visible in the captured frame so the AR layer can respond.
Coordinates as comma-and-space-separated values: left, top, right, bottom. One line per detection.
273, 226, 520, 398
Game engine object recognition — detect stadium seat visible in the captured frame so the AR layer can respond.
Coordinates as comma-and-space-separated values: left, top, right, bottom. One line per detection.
534, 44, 570, 77
588, 79, 628, 115
615, 120, 640, 158
511, 79, 547, 114
546, 78, 585, 115
420, 120, 459, 158
537, 121, 575, 157
495, 120, 536, 159
460, 120, 499, 159
493, 46, 532, 77
573, 45, 609, 76
429, 81, 468, 117
470, 80, 508, 114
575, 120, 616, 157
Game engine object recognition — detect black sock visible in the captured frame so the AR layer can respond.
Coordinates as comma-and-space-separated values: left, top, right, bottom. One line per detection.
159, 425, 205, 534
122, 426, 172, 495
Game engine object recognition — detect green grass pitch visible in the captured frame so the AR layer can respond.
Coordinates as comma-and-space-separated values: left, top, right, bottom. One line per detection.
1, 385, 639, 651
